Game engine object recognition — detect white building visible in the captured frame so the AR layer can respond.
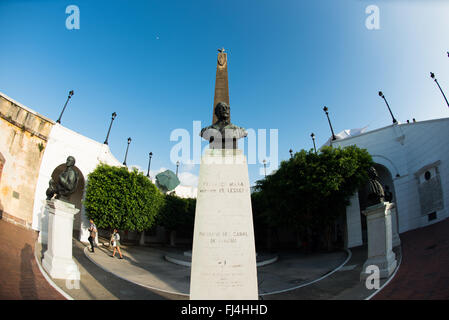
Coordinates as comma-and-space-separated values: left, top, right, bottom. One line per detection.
332, 119, 449, 248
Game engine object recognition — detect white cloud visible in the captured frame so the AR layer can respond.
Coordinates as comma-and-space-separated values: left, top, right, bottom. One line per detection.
178, 171, 199, 187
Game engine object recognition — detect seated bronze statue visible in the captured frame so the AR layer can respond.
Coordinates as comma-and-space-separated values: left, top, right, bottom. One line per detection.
46, 156, 79, 201
365, 166, 385, 207
200, 101, 247, 149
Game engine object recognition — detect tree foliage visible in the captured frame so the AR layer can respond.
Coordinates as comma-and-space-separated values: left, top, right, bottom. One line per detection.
157, 194, 196, 233
84, 163, 164, 232
252, 145, 373, 246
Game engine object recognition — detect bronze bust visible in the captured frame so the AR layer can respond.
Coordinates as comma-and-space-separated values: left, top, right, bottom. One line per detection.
200, 101, 247, 149
46, 156, 79, 201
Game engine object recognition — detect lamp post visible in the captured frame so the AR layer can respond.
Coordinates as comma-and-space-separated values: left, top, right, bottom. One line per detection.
430, 72, 449, 108
311, 133, 317, 153
104, 112, 117, 145
289, 149, 293, 159
378, 91, 397, 124
263, 159, 267, 177
323, 106, 336, 141
123, 137, 132, 166
176, 161, 180, 177
56, 90, 74, 124
146, 152, 153, 178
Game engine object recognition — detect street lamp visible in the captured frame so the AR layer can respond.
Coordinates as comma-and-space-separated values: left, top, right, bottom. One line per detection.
146, 152, 153, 178
176, 161, 180, 177
378, 91, 397, 124
323, 106, 336, 141
430, 72, 449, 108
104, 112, 117, 145
263, 159, 267, 177
123, 137, 132, 166
289, 149, 293, 159
311, 133, 317, 153
56, 90, 74, 124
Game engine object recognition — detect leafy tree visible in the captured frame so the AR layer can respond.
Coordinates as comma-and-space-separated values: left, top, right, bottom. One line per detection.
157, 194, 196, 233
84, 164, 164, 232
252, 145, 373, 251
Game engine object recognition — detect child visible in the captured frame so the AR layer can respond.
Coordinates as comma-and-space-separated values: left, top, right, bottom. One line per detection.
110, 229, 123, 259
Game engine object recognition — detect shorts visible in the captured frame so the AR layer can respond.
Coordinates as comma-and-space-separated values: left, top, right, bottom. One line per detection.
112, 241, 120, 248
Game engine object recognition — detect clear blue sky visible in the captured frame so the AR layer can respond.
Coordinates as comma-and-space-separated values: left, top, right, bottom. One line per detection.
1, 0, 449, 187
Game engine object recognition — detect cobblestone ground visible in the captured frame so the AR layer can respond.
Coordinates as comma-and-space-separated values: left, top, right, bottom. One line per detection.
374, 217, 449, 299
0, 219, 65, 300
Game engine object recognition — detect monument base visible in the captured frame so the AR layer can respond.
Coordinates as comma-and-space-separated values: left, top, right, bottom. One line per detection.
42, 199, 80, 280
360, 202, 397, 280
190, 149, 258, 300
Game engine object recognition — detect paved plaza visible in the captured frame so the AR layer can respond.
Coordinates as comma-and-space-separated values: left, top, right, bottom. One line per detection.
1, 217, 449, 300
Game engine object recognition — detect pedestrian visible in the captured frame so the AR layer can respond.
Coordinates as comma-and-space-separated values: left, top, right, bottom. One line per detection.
110, 229, 123, 259
88, 219, 97, 253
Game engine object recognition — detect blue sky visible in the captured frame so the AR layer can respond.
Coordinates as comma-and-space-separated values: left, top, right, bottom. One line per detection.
1, 0, 449, 188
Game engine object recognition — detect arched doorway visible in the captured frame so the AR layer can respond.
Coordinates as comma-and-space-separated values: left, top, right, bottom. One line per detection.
49, 163, 85, 238
358, 163, 398, 244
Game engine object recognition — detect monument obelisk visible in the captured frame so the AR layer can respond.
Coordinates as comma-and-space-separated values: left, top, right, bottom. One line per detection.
189, 49, 258, 300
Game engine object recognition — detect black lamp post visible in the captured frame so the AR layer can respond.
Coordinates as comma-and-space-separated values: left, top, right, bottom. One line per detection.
289, 149, 293, 159
104, 112, 117, 145
311, 132, 317, 153
430, 72, 449, 108
123, 137, 132, 166
56, 90, 74, 124
176, 161, 180, 177
146, 152, 153, 178
378, 91, 397, 124
263, 159, 267, 177
323, 106, 336, 141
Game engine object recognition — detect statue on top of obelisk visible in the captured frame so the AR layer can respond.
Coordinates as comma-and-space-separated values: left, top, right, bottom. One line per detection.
200, 49, 247, 149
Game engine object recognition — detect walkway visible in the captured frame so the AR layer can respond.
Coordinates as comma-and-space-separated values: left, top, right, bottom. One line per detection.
0, 219, 64, 300
373, 217, 449, 299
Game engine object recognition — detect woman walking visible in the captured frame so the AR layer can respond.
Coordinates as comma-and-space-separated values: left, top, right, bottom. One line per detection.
110, 229, 123, 259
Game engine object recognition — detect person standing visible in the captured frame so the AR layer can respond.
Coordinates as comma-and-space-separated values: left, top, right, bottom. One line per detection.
110, 229, 123, 259
88, 219, 97, 253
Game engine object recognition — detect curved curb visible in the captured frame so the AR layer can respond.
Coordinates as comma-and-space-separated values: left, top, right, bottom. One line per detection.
33, 241, 74, 300
83, 246, 190, 297
259, 248, 352, 296
364, 246, 403, 300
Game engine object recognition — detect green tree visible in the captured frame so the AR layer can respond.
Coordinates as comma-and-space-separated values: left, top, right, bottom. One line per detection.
84, 163, 164, 232
157, 194, 196, 232
253, 145, 373, 251
156, 194, 196, 245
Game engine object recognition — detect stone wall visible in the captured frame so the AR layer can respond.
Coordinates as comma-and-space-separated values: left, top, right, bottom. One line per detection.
0, 92, 53, 228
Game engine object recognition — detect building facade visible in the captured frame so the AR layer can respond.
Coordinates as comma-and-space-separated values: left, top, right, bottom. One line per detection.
334, 119, 449, 248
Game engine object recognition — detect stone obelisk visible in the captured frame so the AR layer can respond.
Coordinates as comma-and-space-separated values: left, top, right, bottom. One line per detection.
212, 48, 230, 124
189, 50, 258, 300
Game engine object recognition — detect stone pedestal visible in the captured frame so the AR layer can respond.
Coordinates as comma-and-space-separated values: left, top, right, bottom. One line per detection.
42, 199, 80, 281
190, 149, 258, 300
360, 202, 397, 280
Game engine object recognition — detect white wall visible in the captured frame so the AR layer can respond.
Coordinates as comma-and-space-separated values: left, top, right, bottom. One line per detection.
32, 124, 122, 243
345, 193, 363, 248
335, 118, 449, 236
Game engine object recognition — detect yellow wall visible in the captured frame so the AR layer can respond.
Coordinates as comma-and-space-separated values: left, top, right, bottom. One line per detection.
0, 94, 53, 228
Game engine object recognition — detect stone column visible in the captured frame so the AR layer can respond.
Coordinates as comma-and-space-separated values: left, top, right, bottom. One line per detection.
360, 202, 397, 280
190, 149, 258, 300
42, 199, 80, 281
345, 193, 363, 248
389, 203, 401, 248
